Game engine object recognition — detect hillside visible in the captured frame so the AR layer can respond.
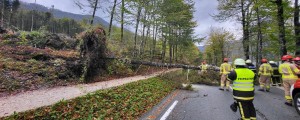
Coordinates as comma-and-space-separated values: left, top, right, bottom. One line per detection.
20, 2, 109, 27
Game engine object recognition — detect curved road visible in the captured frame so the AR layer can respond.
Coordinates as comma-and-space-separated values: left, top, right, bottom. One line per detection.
141, 85, 299, 120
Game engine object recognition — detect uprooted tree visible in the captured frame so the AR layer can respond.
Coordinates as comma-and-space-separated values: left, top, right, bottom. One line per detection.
80, 27, 109, 83
78, 27, 218, 83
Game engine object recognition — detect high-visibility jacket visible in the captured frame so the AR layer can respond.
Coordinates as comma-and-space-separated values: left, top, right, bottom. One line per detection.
220, 63, 231, 74
258, 63, 273, 76
279, 62, 300, 81
228, 68, 255, 101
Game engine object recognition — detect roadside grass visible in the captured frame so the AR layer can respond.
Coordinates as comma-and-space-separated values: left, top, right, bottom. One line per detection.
159, 69, 220, 87
2, 77, 180, 120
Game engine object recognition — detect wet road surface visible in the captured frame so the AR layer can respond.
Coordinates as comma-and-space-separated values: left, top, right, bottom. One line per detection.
141, 85, 299, 120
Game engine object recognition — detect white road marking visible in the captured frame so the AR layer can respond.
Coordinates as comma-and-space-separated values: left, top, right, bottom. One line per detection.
160, 100, 178, 120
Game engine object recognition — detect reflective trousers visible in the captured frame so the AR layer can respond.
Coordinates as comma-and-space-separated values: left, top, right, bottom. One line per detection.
220, 74, 230, 89
236, 100, 256, 120
259, 75, 271, 90
283, 80, 296, 103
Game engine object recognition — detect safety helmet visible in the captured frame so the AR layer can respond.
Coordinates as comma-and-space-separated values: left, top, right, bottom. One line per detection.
269, 61, 275, 64
261, 58, 268, 63
282, 55, 293, 61
234, 58, 246, 66
245, 59, 252, 64
293, 57, 300, 61
223, 58, 229, 62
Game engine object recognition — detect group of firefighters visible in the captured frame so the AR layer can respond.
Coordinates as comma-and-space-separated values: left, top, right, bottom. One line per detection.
201, 55, 300, 120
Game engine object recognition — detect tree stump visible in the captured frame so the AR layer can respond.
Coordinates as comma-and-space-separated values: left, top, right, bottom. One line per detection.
80, 27, 108, 83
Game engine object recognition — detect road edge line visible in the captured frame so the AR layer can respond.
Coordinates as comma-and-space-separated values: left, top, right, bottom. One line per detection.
159, 100, 178, 120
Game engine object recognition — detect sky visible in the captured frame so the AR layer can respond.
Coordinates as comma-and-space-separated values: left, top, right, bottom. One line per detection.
20, 0, 242, 45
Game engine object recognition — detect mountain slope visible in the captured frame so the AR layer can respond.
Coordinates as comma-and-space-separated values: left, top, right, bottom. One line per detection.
20, 2, 109, 27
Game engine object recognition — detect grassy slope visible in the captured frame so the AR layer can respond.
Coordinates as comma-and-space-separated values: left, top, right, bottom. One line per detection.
2, 77, 178, 120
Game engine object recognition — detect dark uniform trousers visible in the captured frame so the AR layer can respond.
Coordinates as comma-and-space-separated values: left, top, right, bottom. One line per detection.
236, 100, 256, 120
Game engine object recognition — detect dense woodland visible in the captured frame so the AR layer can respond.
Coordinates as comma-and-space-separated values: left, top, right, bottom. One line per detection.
204, 0, 300, 66
0, 0, 201, 65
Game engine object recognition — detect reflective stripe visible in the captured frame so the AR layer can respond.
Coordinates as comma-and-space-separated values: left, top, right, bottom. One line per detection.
285, 96, 292, 100
234, 82, 253, 84
234, 96, 254, 100
238, 102, 245, 119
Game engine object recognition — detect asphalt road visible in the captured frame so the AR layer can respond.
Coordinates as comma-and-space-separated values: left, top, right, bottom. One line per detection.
141, 85, 300, 120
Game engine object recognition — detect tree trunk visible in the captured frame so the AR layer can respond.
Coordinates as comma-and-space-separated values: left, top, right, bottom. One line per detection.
241, 0, 250, 59
276, 0, 287, 56
121, 0, 124, 42
295, 0, 300, 56
256, 0, 263, 64
1, 0, 4, 27
108, 0, 117, 38
134, 6, 142, 57
90, 0, 98, 25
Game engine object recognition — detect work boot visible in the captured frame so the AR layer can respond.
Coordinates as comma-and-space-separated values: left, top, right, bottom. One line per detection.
272, 84, 276, 86
266, 89, 270, 92
258, 89, 265, 92
285, 102, 293, 106
230, 102, 237, 112
219, 88, 224, 91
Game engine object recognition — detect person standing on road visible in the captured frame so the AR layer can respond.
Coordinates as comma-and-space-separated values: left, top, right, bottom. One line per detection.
219, 58, 231, 91
246, 59, 256, 74
228, 58, 256, 120
258, 59, 273, 92
279, 55, 300, 106
269, 61, 281, 86
201, 61, 208, 74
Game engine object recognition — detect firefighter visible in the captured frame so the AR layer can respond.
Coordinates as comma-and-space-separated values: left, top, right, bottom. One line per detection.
258, 59, 273, 92
201, 61, 208, 73
245, 59, 256, 74
269, 61, 281, 86
279, 55, 300, 106
219, 58, 231, 91
228, 58, 256, 120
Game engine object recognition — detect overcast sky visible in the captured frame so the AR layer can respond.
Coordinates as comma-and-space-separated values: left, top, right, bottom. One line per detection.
20, 0, 241, 45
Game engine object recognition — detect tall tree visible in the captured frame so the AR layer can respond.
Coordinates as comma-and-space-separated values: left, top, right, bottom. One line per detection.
275, 0, 287, 56
120, 0, 124, 42
90, 0, 99, 25
295, 0, 300, 56
108, 0, 117, 38
214, 0, 253, 59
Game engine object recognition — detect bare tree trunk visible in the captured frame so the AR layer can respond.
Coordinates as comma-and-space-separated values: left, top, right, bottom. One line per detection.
1, 0, 4, 27
295, 0, 300, 56
108, 0, 117, 38
276, 0, 287, 56
134, 6, 142, 57
256, 0, 263, 64
90, 0, 99, 25
121, 0, 124, 42
241, 0, 250, 59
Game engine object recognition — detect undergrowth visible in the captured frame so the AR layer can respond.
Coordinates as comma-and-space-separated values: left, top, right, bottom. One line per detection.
2, 77, 178, 120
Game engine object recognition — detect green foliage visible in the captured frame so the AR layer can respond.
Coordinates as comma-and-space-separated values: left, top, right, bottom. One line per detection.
159, 69, 219, 88
107, 60, 133, 76
2, 77, 177, 119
